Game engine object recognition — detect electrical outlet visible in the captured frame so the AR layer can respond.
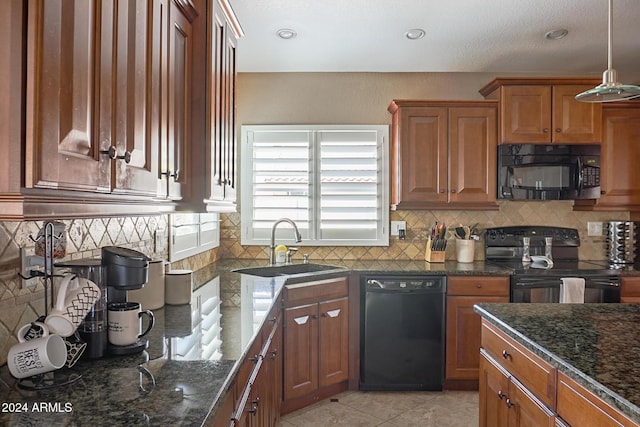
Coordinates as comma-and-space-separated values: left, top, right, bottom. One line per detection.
154, 230, 166, 252
587, 221, 603, 237
391, 221, 406, 236
20, 248, 40, 289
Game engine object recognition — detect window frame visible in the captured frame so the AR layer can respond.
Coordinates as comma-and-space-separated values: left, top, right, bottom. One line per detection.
240, 124, 389, 247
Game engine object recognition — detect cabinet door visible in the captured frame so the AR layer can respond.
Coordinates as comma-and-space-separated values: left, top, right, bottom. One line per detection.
220, 18, 238, 203
283, 303, 318, 401
551, 85, 601, 144
394, 107, 448, 206
479, 351, 510, 427
25, 0, 111, 193
112, 0, 158, 197
448, 107, 497, 206
318, 297, 349, 388
597, 106, 640, 209
446, 295, 508, 382
501, 86, 551, 143
510, 378, 556, 427
207, 4, 237, 205
163, 0, 194, 201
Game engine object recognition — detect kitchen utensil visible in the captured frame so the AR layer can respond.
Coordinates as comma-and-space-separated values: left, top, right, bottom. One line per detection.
44, 274, 101, 337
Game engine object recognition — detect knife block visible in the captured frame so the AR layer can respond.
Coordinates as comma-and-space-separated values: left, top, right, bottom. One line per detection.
425, 238, 446, 263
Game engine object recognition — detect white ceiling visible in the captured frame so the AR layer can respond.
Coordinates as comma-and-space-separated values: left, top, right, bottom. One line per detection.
231, 0, 640, 78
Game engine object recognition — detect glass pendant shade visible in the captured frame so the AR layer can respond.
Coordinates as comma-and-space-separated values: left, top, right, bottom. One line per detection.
576, 0, 640, 103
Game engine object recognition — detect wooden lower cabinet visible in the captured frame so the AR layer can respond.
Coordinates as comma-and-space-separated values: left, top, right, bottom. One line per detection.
445, 275, 510, 389
480, 350, 556, 427
227, 309, 282, 427
621, 277, 640, 303
480, 320, 640, 427
281, 276, 350, 414
557, 372, 637, 427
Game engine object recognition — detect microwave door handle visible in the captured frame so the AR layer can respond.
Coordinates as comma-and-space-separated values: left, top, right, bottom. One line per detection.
576, 157, 584, 196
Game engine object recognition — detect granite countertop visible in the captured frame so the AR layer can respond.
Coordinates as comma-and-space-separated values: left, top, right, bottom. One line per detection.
475, 303, 640, 423
0, 258, 511, 426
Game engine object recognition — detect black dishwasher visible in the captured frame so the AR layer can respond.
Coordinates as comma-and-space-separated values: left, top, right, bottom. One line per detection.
360, 275, 446, 391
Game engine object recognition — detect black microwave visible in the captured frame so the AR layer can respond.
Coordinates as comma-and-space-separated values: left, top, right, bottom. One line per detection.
498, 144, 601, 200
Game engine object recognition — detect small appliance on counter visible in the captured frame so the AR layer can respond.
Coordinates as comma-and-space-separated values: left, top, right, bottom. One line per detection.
605, 221, 638, 265
55, 258, 107, 359
101, 246, 151, 356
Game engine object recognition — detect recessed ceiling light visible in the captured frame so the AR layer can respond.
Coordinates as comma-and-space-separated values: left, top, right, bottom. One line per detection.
545, 29, 568, 40
405, 29, 425, 40
276, 29, 297, 40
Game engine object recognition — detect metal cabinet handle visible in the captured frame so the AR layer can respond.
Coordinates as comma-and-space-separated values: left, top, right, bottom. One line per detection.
502, 349, 512, 360
555, 128, 562, 133
249, 355, 260, 363
506, 398, 514, 408
543, 128, 549, 133
100, 146, 131, 163
498, 390, 506, 400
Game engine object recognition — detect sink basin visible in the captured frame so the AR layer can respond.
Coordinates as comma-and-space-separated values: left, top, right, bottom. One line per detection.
233, 263, 343, 278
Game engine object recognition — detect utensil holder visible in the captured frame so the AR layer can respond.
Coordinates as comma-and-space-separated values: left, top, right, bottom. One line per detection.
606, 221, 638, 264
425, 238, 445, 263
455, 239, 475, 263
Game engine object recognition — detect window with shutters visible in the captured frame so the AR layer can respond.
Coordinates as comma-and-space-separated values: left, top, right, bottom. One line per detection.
240, 125, 389, 246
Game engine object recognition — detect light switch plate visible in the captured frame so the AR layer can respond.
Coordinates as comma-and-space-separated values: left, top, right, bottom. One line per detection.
391, 221, 406, 236
587, 221, 603, 237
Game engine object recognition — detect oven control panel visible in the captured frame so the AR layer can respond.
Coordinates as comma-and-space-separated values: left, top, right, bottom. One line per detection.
485, 226, 579, 247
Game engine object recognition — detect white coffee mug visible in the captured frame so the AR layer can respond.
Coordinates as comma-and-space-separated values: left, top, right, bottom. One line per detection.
108, 302, 155, 346
45, 274, 101, 337
8, 324, 66, 379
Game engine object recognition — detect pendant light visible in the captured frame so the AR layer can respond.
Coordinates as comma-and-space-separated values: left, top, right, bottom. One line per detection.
575, 0, 640, 102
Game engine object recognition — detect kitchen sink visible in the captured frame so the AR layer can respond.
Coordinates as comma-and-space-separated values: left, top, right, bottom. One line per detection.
233, 263, 344, 278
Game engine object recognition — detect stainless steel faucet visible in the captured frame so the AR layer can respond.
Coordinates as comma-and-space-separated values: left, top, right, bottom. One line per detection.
269, 218, 302, 265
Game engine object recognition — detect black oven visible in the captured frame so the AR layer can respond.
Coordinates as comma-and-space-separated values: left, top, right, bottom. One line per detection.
498, 144, 600, 200
511, 274, 620, 303
486, 226, 621, 303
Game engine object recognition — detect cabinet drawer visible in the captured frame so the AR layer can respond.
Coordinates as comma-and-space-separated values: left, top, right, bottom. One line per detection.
557, 372, 636, 427
621, 277, 640, 298
448, 276, 510, 296
284, 276, 348, 306
481, 320, 556, 408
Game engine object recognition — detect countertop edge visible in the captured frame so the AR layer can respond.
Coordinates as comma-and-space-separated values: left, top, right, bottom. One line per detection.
474, 303, 640, 422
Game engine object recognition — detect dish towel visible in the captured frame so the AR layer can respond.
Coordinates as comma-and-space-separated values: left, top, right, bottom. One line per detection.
560, 277, 585, 303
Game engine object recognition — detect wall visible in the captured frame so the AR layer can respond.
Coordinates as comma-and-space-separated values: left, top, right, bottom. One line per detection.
0, 216, 219, 366
221, 71, 629, 261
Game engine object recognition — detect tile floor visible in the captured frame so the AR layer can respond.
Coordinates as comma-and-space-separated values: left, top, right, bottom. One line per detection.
278, 390, 479, 427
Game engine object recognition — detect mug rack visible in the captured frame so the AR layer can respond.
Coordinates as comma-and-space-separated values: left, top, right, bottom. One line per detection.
17, 222, 65, 316
15, 222, 82, 389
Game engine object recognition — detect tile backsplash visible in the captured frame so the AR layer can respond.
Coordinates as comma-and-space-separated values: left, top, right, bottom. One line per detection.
0, 201, 628, 366
219, 201, 627, 262
0, 215, 219, 366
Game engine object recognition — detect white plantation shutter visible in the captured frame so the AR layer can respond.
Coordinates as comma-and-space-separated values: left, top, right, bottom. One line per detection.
241, 125, 389, 246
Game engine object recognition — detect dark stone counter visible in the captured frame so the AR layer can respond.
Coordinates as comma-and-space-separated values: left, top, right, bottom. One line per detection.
474, 303, 640, 423
0, 259, 509, 426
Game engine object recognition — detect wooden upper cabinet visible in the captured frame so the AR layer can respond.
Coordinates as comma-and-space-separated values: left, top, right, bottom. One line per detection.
389, 100, 498, 210
480, 78, 602, 144
203, 0, 241, 212
575, 103, 640, 211
112, 0, 159, 197
25, 0, 111, 193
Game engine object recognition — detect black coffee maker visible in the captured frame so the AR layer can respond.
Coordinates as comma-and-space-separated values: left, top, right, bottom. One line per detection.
55, 258, 108, 359
102, 246, 150, 355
